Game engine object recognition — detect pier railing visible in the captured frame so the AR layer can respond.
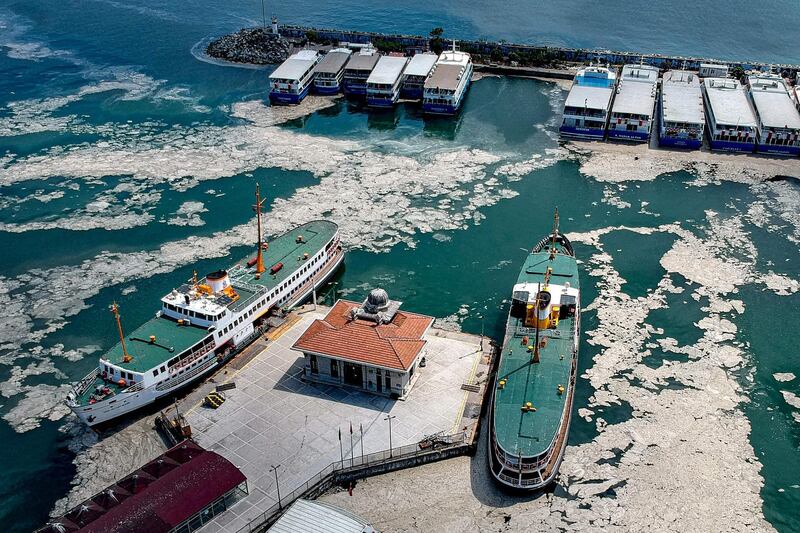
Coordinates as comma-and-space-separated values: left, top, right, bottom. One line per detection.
234, 431, 469, 533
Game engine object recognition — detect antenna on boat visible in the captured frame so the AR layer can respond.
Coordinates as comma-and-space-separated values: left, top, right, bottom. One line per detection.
549, 208, 559, 259
253, 184, 267, 275
533, 283, 541, 364
111, 301, 132, 363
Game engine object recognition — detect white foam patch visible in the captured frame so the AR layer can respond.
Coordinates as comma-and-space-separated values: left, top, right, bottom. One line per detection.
782, 391, 800, 409
167, 201, 208, 227
773, 373, 796, 383
567, 140, 800, 183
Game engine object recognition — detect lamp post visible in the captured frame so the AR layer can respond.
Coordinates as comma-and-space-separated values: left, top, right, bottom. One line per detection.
269, 464, 281, 509
384, 414, 396, 457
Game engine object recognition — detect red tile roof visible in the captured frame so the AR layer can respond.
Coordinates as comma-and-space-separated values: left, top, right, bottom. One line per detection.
293, 300, 433, 370
38, 440, 246, 533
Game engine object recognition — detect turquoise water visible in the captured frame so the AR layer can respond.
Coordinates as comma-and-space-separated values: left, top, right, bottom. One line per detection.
1, 1, 799, 532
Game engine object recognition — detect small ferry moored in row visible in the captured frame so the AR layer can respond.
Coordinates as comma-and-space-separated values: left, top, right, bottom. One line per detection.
702, 77, 758, 152
489, 212, 580, 490
607, 64, 658, 142
66, 186, 344, 427
268, 50, 320, 104
747, 73, 800, 156
366, 55, 410, 108
658, 70, 705, 149
313, 48, 352, 95
401, 52, 437, 100
422, 42, 473, 115
342, 46, 381, 96
559, 66, 617, 140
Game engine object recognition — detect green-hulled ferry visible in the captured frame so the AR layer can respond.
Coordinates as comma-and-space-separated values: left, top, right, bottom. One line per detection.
67, 185, 343, 427
489, 212, 580, 489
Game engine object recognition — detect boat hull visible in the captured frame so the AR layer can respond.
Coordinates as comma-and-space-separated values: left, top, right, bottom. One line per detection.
607, 129, 650, 142
709, 139, 756, 153
269, 84, 311, 105
366, 96, 397, 108
757, 144, 800, 156
401, 87, 423, 100
343, 82, 367, 96
659, 135, 702, 149
559, 125, 606, 140
314, 83, 341, 95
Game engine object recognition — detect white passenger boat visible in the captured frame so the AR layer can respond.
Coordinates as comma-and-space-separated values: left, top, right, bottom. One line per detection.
607, 64, 658, 142
269, 50, 321, 104
313, 48, 352, 95
559, 66, 617, 140
747, 73, 800, 156
401, 52, 437, 100
422, 42, 473, 115
366, 55, 410, 107
702, 78, 758, 152
659, 70, 705, 149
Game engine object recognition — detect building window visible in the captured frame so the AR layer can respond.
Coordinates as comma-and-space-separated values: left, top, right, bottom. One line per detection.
310, 354, 318, 374
330, 359, 339, 378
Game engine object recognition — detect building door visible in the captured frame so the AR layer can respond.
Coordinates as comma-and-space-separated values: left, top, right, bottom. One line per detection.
385, 374, 391, 392
343, 362, 363, 387
330, 359, 339, 378
376, 369, 382, 393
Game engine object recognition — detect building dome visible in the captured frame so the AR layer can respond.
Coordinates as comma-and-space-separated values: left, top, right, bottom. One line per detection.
364, 288, 390, 313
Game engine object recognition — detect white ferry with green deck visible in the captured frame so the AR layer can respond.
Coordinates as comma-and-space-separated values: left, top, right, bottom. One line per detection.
67, 186, 344, 427
489, 212, 580, 489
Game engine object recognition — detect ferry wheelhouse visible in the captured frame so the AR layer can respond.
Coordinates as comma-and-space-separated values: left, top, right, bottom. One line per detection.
659, 70, 705, 149
489, 212, 580, 490
607, 64, 658, 142
366, 55, 410, 107
342, 46, 380, 96
422, 42, 473, 115
66, 187, 344, 427
313, 48, 352, 95
269, 50, 321, 105
702, 78, 758, 152
747, 74, 800, 156
559, 66, 617, 140
401, 52, 437, 100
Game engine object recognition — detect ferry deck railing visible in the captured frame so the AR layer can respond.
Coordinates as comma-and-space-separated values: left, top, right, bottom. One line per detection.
233, 431, 468, 533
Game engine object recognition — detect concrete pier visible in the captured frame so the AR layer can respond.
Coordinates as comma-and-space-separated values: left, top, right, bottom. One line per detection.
180, 305, 493, 532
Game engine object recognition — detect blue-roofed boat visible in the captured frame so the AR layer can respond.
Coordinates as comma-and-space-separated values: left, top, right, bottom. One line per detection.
559, 66, 617, 140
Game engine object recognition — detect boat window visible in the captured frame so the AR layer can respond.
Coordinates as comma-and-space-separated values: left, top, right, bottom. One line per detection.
161, 366, 166, 372
153, 369, 159, 377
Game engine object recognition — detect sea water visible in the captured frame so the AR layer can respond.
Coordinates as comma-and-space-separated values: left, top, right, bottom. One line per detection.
0, 1, 799, 532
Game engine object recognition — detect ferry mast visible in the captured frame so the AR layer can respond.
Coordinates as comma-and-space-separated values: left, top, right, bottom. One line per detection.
253, 184, 267, 275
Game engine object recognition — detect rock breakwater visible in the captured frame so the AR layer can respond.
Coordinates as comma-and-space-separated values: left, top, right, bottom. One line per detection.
205, 27, 290, 65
